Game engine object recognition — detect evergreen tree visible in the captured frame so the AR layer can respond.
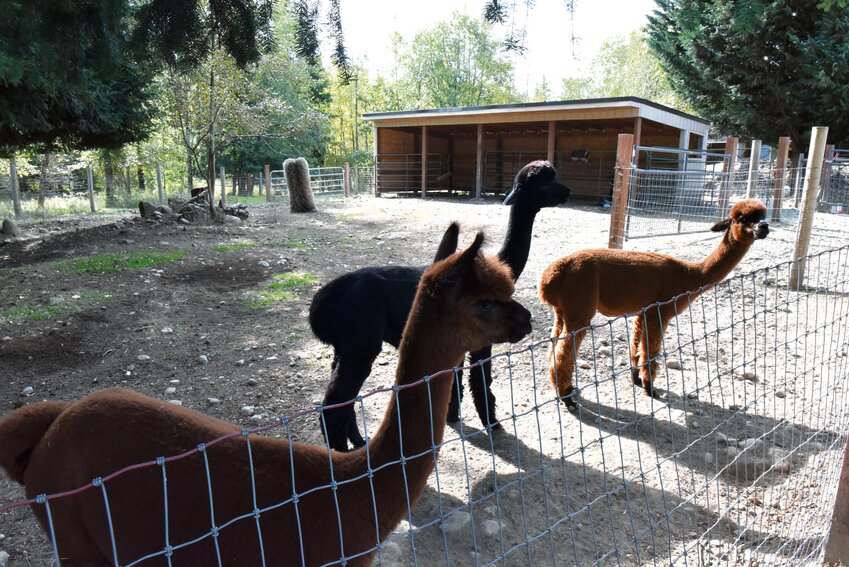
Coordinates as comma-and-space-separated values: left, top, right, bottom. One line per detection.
647, 0, 849, 148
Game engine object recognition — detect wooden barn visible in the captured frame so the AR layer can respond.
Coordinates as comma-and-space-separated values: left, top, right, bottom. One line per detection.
363, 97, 710, 202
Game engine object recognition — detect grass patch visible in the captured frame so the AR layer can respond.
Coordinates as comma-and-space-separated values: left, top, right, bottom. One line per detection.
246, 272, 318, 308
214, 242, 254, 253
59, 250, 186, 274
335, 212, 366, 222
286, 240, 310, 250
3, 291, 111, 323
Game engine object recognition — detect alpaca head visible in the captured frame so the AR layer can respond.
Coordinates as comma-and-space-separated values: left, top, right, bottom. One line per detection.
503, 160, 571, 209
711, 199, 770, 241
421, 230, 532, 353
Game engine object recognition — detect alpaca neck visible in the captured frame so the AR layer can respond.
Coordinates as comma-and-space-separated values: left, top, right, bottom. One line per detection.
347, 300, 462, 539
695, 231, 754, 284
497, 203, 539, 281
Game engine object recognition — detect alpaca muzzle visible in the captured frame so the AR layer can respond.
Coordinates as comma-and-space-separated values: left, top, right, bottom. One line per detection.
754, 220, 769, 239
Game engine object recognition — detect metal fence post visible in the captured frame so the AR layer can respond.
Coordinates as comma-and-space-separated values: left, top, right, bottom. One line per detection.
771, 137, 790, 221
608, 133, 635, 250
10, 156, 22, 218
821, 144, 835, 207
155, 162, 164, 205
86, 167, 96, 213
264, 164, 271, 202
219, 166, 226, 206
789, 126, 829, 290
745, 139, 761, 199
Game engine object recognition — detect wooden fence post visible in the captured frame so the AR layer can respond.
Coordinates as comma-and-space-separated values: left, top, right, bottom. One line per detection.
219, 166, 226, 206
608, 133, 635, 250
789, 126, 829, 291
771, 136, 790, 221
10, 156, 22, 218
343, 163, 351, 197
745, 139, 761, 199
155, 162, 164, 205
86, 167, 96, 213
825, 438, 849, 565
718, 137, 739, 219
264, 164, 271, 202
475, 124, 483, 199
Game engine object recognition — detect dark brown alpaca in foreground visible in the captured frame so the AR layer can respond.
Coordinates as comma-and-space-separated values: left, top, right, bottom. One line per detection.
0, 225, 532, 566
540, 199, 769, 407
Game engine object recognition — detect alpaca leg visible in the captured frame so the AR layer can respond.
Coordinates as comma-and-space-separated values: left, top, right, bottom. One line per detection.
550, 321, 586, 408
321, 339, 382, 451
469, 346, 502, 431
630, 315, 645, 386
637, 309, 667, 399
446, 366, 465, 424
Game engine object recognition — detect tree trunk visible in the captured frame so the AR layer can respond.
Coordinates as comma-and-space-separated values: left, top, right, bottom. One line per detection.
104, 160, 116, 207
137, 166, 145, 191
124, 166, 132, 193
186, 126, 194, 195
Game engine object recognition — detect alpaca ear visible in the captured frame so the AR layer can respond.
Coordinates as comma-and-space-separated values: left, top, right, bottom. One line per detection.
433, 222, 460, 262
711, 218, 732, 232
503, 184, 520, 206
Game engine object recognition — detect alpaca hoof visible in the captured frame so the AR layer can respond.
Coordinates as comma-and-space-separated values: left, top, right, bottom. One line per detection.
644, 384, 663, 400
446, 411, 460, 424
351, 438, 367, 449
631, 371, 642, 386
559, 387, 578, 409
487, 421, 503, 433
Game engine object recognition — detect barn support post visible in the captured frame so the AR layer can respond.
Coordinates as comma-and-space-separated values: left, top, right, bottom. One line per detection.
746, 139, 762, 199
771, 136, 790, 220
789, 126, 828, 290
421, 125, 428, 198
547, 121, 556, 164
475, 124, 483, 199
373, 125, 380, 197
678, 129, 690, 170
219, 166, 226, 206
608, 133, 634, 250
633, 117, 642, 149
87, 167, 96, 213
264, 164, 271, 202
718, 137, 739, 219
10, 156, 21, 218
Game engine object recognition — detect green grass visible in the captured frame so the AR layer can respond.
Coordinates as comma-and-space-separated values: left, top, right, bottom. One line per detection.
3, 291, 111, 323
214, 242, 254, 253
246, 272, 318, 308
286, 240, 310, 250
59, 250, 186, 274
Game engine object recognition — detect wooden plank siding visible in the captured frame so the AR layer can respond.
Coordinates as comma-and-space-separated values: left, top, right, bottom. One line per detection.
368, 97, 709, 200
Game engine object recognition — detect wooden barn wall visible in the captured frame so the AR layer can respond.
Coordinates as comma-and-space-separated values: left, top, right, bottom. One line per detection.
378, 128, 415, 155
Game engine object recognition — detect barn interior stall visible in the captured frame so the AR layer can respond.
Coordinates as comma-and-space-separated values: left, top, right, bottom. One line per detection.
364, 97, 710, 203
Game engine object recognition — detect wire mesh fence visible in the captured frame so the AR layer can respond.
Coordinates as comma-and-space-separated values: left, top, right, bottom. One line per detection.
623, 147, 807, 241
2, 244, 848, 566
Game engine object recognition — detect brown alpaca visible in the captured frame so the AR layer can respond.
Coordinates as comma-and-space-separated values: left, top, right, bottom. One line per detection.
283, 157, 317, 213
540, 199, 769, 407
0, 226, 532, 566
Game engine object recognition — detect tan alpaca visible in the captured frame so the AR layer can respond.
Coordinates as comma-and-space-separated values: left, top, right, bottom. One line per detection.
540, 199, 769, 406
0, 226, 532, 566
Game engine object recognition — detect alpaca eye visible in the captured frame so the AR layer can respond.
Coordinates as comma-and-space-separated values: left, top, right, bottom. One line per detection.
479, 301, 493, 312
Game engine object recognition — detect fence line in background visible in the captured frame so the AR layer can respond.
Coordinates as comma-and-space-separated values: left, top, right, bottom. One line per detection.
2, 244, 848, 566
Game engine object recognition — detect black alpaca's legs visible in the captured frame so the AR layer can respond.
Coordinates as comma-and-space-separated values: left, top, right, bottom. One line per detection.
447, 367, 465, 424
321, 339, 381, 451
469, 346, 502, 431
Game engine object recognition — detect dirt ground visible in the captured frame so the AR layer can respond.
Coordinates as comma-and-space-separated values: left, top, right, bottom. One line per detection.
1, 194, 847, 566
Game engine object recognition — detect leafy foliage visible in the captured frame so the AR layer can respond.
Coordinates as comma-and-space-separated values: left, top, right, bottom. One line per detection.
0, 1, 156, 155
646, 0, 849, 148
559, 31, 690, 110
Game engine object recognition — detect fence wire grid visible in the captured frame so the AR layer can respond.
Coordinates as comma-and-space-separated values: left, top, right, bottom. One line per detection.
623, 146, 812, 241
1, 244, 848, 566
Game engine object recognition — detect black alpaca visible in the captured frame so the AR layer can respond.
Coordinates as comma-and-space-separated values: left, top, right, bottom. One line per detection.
310, 161, 571, 451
